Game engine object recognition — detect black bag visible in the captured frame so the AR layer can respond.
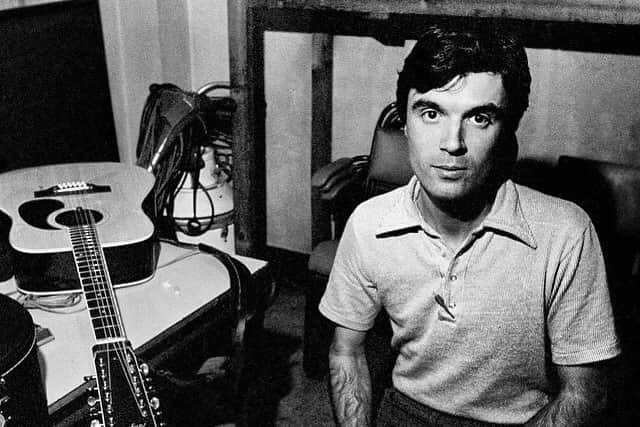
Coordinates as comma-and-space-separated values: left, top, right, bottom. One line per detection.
135, 83, 234, 239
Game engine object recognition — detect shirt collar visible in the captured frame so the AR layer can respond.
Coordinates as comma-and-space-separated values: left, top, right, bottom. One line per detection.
375, 176, 537, 249
375, 176, 423, 237
481, 179, 537, 248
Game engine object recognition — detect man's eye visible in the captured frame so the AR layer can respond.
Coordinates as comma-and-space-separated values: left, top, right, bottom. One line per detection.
470, 114, 491, 127
423, 110, 439, 121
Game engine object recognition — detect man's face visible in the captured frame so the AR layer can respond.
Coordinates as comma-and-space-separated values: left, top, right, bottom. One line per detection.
404, 72, 508, 205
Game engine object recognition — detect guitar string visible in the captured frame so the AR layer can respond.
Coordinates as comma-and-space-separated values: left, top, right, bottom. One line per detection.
70, 188, 148, 420
73, 194, 146, 419
82, 191, 161, 424
68, 205, 115, 424
87, 219, 146, 418
69, 206, 125, 392
79, 200, 148, 419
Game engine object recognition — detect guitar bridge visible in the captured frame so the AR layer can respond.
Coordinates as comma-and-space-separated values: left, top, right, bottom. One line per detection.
34, 181, 111, 198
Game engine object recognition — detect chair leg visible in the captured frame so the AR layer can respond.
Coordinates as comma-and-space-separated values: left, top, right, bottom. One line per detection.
303, 272, 334, 379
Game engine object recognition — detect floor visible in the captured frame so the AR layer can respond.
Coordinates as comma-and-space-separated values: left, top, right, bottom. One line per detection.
242, 252, 334, 427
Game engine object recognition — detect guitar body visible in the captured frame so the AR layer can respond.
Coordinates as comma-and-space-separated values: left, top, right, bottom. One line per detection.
0, 162, 157, 295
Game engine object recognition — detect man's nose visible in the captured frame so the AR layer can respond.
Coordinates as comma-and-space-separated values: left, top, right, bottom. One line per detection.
440, 120, 466, 154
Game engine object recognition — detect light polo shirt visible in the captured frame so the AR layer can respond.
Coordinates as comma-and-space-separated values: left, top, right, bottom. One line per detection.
319, 176, 621, 424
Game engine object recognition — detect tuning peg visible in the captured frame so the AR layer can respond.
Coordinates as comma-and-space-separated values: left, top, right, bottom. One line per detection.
84, 375, 96, 382
87, 395, 99, 407
139, 363, 150, 376
150, 396, 160, 410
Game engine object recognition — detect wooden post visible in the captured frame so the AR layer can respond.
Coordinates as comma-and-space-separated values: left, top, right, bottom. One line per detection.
228, 0, 267, 257
311, 34, 334, 248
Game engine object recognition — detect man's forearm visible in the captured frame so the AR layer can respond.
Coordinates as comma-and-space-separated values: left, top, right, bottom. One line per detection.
328, 345, 372, 426
525, 387, 606, 427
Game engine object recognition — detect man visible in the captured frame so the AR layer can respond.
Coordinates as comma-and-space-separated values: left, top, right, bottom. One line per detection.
319, 23, 620, 426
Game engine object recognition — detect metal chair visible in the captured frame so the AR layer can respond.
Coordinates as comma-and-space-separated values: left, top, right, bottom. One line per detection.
304, 103, 412, 385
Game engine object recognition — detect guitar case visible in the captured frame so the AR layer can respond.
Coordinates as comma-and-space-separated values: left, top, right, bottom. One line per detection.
0, 211, 12, 281
0, 294, 50, 426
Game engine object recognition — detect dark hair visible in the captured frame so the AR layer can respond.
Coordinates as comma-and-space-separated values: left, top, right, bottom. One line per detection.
396, 22, 531, 131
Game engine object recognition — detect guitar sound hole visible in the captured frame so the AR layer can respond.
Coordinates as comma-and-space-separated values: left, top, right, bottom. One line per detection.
55, 209, 103, 227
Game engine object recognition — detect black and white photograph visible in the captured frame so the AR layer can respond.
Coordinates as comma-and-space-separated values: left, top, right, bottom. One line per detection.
1, 1, 639, 426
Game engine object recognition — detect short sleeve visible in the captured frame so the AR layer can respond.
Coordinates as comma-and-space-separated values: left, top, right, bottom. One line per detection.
547, 221, 621, 365
319, 213, 381, 332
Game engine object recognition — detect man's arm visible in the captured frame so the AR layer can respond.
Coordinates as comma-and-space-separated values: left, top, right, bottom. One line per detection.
525, 362, 610, 427
328, 325, 372, 427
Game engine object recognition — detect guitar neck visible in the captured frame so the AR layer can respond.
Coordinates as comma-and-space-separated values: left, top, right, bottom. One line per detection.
69, 220, 126, 342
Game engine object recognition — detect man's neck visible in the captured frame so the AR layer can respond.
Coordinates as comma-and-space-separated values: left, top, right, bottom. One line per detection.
417, 187, 496, 251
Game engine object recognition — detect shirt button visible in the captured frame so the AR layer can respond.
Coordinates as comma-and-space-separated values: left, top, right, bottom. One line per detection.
450, 274, 457, 281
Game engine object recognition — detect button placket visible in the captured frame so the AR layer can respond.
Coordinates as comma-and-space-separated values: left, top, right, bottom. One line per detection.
446, 235, 478, 314
431, 239, 459, 320
444, 257, 462, 312
433, 257, 456, 319
437, 243, 450, 282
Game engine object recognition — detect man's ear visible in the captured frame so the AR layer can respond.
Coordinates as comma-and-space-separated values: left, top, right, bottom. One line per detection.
501, 132, 519, 176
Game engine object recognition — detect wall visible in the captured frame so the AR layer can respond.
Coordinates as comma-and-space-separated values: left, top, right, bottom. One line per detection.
98, 0, 163, 165
521, 49, 640, 165
99, 1, 640, 254
98, 0, 231, 165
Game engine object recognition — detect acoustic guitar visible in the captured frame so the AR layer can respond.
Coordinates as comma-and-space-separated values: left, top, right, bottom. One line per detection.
0, 162, 165, 425
0, 162, 157, 295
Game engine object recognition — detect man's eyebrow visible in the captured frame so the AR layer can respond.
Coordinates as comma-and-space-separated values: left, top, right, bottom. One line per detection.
410, 100, 443, 112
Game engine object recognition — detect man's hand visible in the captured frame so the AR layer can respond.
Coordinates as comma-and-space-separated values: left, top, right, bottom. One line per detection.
525, 362, 610, 426
328, 325, 372, 427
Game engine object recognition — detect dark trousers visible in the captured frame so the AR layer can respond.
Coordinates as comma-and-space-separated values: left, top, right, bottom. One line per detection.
375, 388, 522, 427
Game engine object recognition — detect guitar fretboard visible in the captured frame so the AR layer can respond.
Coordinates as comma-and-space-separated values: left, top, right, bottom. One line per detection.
69, 217, 125, 341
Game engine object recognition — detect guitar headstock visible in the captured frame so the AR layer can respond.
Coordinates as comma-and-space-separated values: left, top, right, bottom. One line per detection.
87, 341, 165, 426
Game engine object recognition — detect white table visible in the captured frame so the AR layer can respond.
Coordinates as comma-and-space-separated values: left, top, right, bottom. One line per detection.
0, 242, 266, 417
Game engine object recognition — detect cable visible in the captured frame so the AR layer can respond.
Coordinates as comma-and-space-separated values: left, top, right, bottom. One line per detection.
16, 292, 84, 314
156, 248, 201, 269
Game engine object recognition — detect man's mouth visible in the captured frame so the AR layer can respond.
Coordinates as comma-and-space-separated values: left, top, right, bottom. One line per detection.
432, 165, 467, 179
433, 165, 466, 171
